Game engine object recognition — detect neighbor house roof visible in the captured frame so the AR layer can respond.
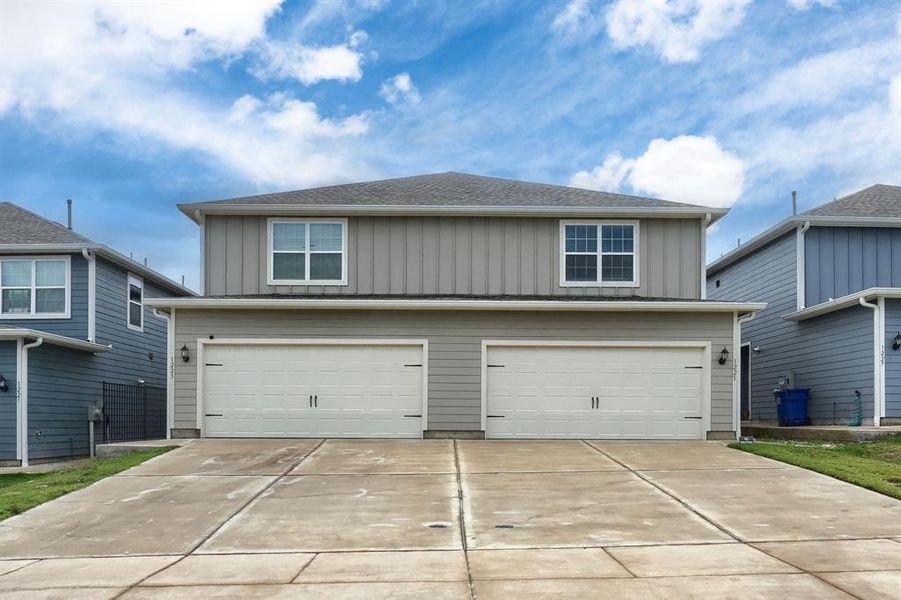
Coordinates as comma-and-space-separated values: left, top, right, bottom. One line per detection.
0, 326, 111, 353
179, 172, 728, 222
707, 184, 901, 274
0, 202, 195, 296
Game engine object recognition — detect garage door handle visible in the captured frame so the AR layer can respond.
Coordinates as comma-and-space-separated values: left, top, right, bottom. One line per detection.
404, 414, 422, 418
684, 416, 702, 420
309, 395, 312, 408
205, 413, 223, 417
314, 395, 318, 407
486, 415, 505, 418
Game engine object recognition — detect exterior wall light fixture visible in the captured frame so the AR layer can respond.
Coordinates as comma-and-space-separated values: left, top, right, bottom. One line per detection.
0, 374, 7, 393
718, 346, 730, 365
893, 333, 901, 351
180, 344, 190, 363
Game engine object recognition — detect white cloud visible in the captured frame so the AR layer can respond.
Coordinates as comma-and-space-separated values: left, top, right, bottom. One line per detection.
551, 0, 603, 41
0, 0, 373, 187
605, 0, 751, 63
570, 136, 746, 208
379, 73, 421, 106
254, 41, 364, 84
787, 0, 838, 10
890, 73, 901, 115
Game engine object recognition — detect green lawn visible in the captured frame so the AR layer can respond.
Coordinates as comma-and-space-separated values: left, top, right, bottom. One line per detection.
0, 447, 175, 521
730, 436, 901, 500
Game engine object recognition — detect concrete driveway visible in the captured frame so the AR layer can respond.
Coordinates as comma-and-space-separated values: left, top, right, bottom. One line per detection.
1, 439, 899, 599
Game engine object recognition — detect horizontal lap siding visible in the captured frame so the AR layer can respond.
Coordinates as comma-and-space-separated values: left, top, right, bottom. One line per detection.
805, 227, 901, 306
709, 232, 876, 423
172, 309, 734, 433
886, 299, 901, 418
204, 216, 702, 300
0, 341, 16, 459
0, 253, 88, 339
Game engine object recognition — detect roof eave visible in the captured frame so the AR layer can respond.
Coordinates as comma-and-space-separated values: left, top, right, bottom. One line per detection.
783, 287, 901, 321
147, 296, 766, 313
0, 328, 112, 353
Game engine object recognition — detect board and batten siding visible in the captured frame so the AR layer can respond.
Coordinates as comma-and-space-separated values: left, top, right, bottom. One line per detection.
203, 216, 702, 299
0, 341, 16, 460
805, 226, 901, 307
709, 232, 875, 423
0, 253, 88, 339
172, 309, 735, 434
885, 298, 901, 419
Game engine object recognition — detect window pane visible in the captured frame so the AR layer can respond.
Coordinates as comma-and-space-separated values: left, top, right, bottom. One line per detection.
1, 261, 31, 287
564, 254, 597, 282
129, 283, 142, 304
273, 222, 306, 251
35, 260, 65, 286
310, 253, 342, 280
309, 223, 343, 252
602, 224, 634, 253
601, 254, 634, 282
565, 225, 597, 253
1, 289, 31, 313
36, 288, 65, 313
129, 302, 142, 327
273, 252, 305, 280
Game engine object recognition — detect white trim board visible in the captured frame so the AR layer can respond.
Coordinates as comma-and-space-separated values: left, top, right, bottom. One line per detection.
558, 219, 640, 288
266, 217, 349, 287
479, 339, 713, 437
194, 337, 429, 438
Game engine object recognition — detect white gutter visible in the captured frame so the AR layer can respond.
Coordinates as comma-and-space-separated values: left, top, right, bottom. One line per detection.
701, 213, 711, 300
19, 336, 43, 467
784, 287, 901, 321
195, 210, 206, 296
796, 221, 811, 311
146, 297, 767, 313
859, 297, 883, 427
153, 307, 175, 439
180, 204, 729, 223
82, 249, 96, 342
734, 311, 757, 438
0, 329, 111, 353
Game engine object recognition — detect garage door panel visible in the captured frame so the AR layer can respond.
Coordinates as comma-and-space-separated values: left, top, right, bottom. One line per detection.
203, 343, 423, 438
486, 345, 706, 440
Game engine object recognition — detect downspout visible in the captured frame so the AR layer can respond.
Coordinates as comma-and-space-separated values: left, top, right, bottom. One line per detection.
81, 249, 96, 342
153, 307, 175, 439
701, 213, 712, 299
734, 311, 757, 439
859, 297, 882, 427
195, 210, 206, 296
796, 221, 811, 311
20, 337, 44, 467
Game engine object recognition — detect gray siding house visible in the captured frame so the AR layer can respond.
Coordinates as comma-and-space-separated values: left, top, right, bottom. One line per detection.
149, 173, 762, 441
707, 184, 901, 426
0, 202, 194, 465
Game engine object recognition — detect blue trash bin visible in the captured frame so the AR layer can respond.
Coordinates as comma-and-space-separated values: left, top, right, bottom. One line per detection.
777, 388, 810, 426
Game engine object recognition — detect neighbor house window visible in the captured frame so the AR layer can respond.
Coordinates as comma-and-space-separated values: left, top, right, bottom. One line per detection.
268, 219, 347, 285
127, 273, 144, 331
559, 221, 638, 286
0, 256, 70, 318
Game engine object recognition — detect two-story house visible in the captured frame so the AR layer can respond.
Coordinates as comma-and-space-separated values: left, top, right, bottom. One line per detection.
147, 172, 763, 441
0, 202, 194, 465
707, 184, 901, 427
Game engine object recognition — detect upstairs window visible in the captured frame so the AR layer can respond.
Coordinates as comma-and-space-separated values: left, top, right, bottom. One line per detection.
0, 257, 70, 318
560, 221, 639, 287
269, 219, 347, 285
127, 273, 144, 331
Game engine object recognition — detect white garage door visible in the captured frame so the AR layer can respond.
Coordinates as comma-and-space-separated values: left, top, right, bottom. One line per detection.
485, 344, 707, 439
202, 342, 425, 438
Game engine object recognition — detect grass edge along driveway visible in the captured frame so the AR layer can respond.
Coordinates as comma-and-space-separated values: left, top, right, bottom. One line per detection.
730, 436, 901, 500
0, 447, 175, 521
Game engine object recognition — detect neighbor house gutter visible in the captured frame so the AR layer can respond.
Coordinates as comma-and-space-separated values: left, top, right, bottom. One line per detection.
18, 336, 43, 467
796, 221, 811, 311
859, 297, 883, 427
152, 307, 176, 439
82, 248, 96, 342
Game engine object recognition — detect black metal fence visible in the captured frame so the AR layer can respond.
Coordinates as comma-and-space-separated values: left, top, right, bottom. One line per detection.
102, 382, 167, 442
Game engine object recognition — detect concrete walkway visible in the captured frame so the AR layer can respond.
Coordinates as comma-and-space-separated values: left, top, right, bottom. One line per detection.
0, 439, 899, 599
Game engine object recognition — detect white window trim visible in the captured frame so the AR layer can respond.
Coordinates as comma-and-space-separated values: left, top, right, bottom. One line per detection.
267, 217, 349, 286
0, 255, 71, 319
558, 220, 640, 287
127, 273, 144, 332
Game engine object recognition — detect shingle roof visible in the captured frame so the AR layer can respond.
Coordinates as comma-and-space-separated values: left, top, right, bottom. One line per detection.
802, 184, 901, 218
183, 172, 710, 210
0, 202, 93, 245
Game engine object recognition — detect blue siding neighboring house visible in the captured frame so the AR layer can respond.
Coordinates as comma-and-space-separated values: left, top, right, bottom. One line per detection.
708, 184, 901, 427
0, 202, 194, 465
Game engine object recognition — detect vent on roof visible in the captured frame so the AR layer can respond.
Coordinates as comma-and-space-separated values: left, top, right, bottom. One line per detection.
67, 198, 73, 229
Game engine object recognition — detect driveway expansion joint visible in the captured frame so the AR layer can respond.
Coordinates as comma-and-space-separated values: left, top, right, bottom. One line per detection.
452, 440, 476, 600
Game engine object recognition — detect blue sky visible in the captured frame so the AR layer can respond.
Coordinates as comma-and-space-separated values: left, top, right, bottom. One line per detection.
1, 0, 899, 291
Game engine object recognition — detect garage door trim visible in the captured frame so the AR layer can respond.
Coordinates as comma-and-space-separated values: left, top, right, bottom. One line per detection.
480, 340, 712, 434
196, 338, 429, 438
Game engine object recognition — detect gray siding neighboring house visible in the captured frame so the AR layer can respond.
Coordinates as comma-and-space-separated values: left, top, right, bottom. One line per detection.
708, 184, 901, 426
150, 172, 763, 442
0, 201, 194, 465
